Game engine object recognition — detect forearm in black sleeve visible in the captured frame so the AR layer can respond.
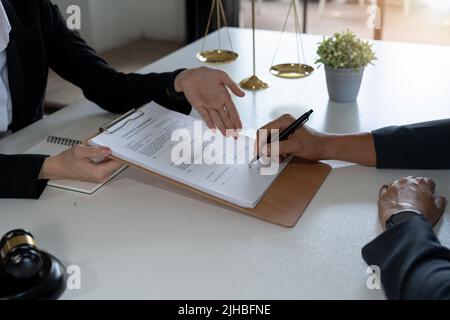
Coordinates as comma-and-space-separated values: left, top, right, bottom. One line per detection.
0, 155, 48, 199
41, 1, 191, 115
362, 215, 450, 300
372, 119, 450, 169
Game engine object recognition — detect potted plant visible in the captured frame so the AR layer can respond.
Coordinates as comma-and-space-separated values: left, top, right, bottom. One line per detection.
316, 30, 377, 103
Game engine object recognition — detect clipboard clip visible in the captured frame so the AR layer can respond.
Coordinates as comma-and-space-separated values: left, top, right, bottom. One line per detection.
100, 109, 144, 134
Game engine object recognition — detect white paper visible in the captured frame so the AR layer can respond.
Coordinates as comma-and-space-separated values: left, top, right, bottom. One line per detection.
90, 102, 288, 208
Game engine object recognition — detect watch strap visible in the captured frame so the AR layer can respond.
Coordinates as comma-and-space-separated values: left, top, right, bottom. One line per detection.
386, 210, 422, 230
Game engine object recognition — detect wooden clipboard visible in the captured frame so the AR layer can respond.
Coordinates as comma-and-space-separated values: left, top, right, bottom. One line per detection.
93, 110, 332, 228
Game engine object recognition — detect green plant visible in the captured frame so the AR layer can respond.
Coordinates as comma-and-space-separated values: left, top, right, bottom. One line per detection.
315, 30, 377, 69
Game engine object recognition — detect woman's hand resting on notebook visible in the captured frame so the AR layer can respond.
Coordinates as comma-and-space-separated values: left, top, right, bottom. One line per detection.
38, 145, 123, 183
174, 67, 245, 136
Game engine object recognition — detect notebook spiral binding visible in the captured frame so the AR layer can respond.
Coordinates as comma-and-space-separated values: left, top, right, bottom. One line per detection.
47, 136, 82, 147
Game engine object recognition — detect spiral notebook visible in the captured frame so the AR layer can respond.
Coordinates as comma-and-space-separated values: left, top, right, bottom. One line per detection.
24, 117, 127, 195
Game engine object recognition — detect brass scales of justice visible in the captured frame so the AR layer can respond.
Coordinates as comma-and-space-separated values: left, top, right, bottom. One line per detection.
197, 0, 314, 91
196, 0, 239, 64
270, 0, 314, 80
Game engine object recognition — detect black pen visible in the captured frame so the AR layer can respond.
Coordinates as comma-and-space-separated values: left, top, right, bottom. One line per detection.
249, 109, 314, 167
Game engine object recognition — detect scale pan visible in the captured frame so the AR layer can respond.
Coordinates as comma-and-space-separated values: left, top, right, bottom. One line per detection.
239, 75, 269, 91
196, 50, 238, 64
270, 63, 314, 79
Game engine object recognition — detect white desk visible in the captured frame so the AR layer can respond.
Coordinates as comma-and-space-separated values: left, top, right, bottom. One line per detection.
1, 28, 449, 299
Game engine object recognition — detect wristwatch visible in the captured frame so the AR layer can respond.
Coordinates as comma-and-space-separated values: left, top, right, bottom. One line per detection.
166, 69, 188, 102
385, 210, 422, 230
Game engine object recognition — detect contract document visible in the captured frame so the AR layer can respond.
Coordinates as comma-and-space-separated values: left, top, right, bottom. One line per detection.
89, 102, 289, 208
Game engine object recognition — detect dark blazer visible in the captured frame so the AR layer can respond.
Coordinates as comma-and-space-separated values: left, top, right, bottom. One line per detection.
362, 216, 450, 300
362, 119, 450, 300
373, 119, 450, 170
0, 0, 191, 199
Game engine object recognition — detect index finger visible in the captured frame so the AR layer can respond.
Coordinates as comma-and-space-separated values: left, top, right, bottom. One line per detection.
224, 98, 242, 129
423, 177, 436, 193
73, 145, 111, 160
223, 76, 246, 98
255, 115, 296, 155
379, 184, 389, 198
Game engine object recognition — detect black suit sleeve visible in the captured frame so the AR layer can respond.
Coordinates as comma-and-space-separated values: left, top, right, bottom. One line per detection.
41, 1, 192, 115
362, 215, 450, 300
372, 119, 450, 169
0, 154, 48, 199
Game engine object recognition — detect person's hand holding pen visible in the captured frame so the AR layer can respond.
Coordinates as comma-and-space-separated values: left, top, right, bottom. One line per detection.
255, 114, 377, 166
253, 112, 318, 164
